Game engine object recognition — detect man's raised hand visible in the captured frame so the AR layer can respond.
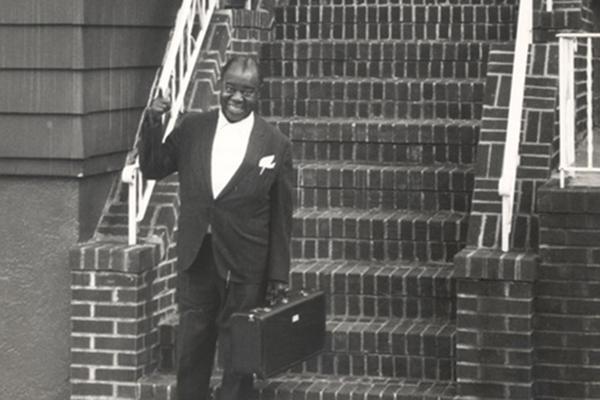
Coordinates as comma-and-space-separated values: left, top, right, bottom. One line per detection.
146, 95, 171, 124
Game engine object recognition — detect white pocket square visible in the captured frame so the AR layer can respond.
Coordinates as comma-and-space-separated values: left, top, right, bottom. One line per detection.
258, 155, 276, 175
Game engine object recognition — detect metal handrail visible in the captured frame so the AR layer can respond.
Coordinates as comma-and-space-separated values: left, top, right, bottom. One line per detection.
121, 0, 221, 245
498, 0, 533, 252
558, 33, 600, 188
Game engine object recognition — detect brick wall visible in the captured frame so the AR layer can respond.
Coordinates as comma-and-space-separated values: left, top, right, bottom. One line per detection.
452, 2, 600, 398
454, 2, 600, 399
462, 43, 512, 251
535, 0, 594, 42
460, 0, 595, 255
536, 0, 596, 133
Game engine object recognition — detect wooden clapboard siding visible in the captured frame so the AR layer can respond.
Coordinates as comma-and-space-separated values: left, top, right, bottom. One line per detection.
0, 0, 181, 176
0, 0, 178, 26
0, 110, 142, 159
0, 69, 155, 114
0, 27, 173, 69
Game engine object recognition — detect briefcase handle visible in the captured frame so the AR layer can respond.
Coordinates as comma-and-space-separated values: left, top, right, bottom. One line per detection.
246, 290, 287, 319
267, 287, 311, 307
250, 288, 311, 315
247, 289, 315, 321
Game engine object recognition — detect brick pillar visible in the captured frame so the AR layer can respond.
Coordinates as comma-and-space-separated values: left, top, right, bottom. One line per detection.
455, 251, 538, 399
536, 180, 600, 399
453, 43, 544, 398
69, 242, 164, 399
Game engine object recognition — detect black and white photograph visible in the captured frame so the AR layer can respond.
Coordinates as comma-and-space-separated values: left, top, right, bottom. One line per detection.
2, 1, 600, 399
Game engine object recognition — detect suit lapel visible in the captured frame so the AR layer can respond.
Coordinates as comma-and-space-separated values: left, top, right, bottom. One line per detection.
193, 109, 218, 199
216, 116, 267, 200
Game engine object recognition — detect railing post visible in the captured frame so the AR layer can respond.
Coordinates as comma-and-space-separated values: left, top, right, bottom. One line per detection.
498, 0, 532, 252
559, 37, 576, 188
556, 33, 600, 188
121, 163, 138, 245
587, 37, 594, 169
129, 175, 137, 245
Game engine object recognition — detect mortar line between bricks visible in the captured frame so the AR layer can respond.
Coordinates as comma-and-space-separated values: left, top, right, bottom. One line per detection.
539, 262, 600, 267
536, 294, 600, 301
534, 356, 600, 365
457, 360, 533, 370
535, 346, 600, 353
71, 332, 145, 340
458, 310, 533, 317
457, 294, 533, 300
456, 377, 534, 385
72, 317, 144, 322
72, 300, 147, 305
458, 329, 534, 336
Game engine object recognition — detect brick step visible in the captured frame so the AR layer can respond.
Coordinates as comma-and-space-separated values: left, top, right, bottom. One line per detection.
294, 161, 473, 211
260, 99, 482, 120
296, 185, 471, 212
138, 373, 456, 400
261, 77, 484, 103
107, 163, 473, 219
154, 273, 456, 374
293, 317, 455, 380
154, 315, 455, 379
262, 40, 494, 62
291, 259, 455, 319
261, 39, 495, 78
273, 22, 514, 41
258, 373, 456, 399
271, 117, 479, 164
263, 58, 487, 79
290, 0, 517, 5
274, 5, 515, 24
97, 203, 176, 239
113, 177, 179, 204
105, 192, 180, 217
99, 180, 179, 236
292, 208, 467, 262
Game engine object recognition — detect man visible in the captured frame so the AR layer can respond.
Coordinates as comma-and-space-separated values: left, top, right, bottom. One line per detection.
139, 55, 293, 400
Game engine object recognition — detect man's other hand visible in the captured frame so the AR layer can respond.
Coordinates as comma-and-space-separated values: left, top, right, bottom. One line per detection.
265, 281, 288, 306
146, 96, 171, 124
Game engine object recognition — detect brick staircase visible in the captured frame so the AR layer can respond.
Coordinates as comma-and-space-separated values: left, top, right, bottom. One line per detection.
138, 0, 517, 399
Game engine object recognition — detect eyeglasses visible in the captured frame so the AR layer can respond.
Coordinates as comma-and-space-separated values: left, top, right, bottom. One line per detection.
222, 83, 257, 98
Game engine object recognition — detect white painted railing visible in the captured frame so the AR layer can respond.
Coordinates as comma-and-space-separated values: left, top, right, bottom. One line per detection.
121, 0, 221, 245
498, 0, 534, 252
558, 33, 600, 188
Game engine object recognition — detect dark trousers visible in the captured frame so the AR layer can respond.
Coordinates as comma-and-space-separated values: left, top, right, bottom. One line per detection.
176, 235, 264, 400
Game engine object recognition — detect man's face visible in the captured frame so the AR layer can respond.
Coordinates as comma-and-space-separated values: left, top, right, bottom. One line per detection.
220, 63, 260, 123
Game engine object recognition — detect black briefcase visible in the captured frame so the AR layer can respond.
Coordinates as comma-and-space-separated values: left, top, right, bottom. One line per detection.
230, 290, 326, 378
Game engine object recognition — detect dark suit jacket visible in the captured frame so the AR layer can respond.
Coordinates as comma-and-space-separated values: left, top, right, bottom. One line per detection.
139, 109, 293, 284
